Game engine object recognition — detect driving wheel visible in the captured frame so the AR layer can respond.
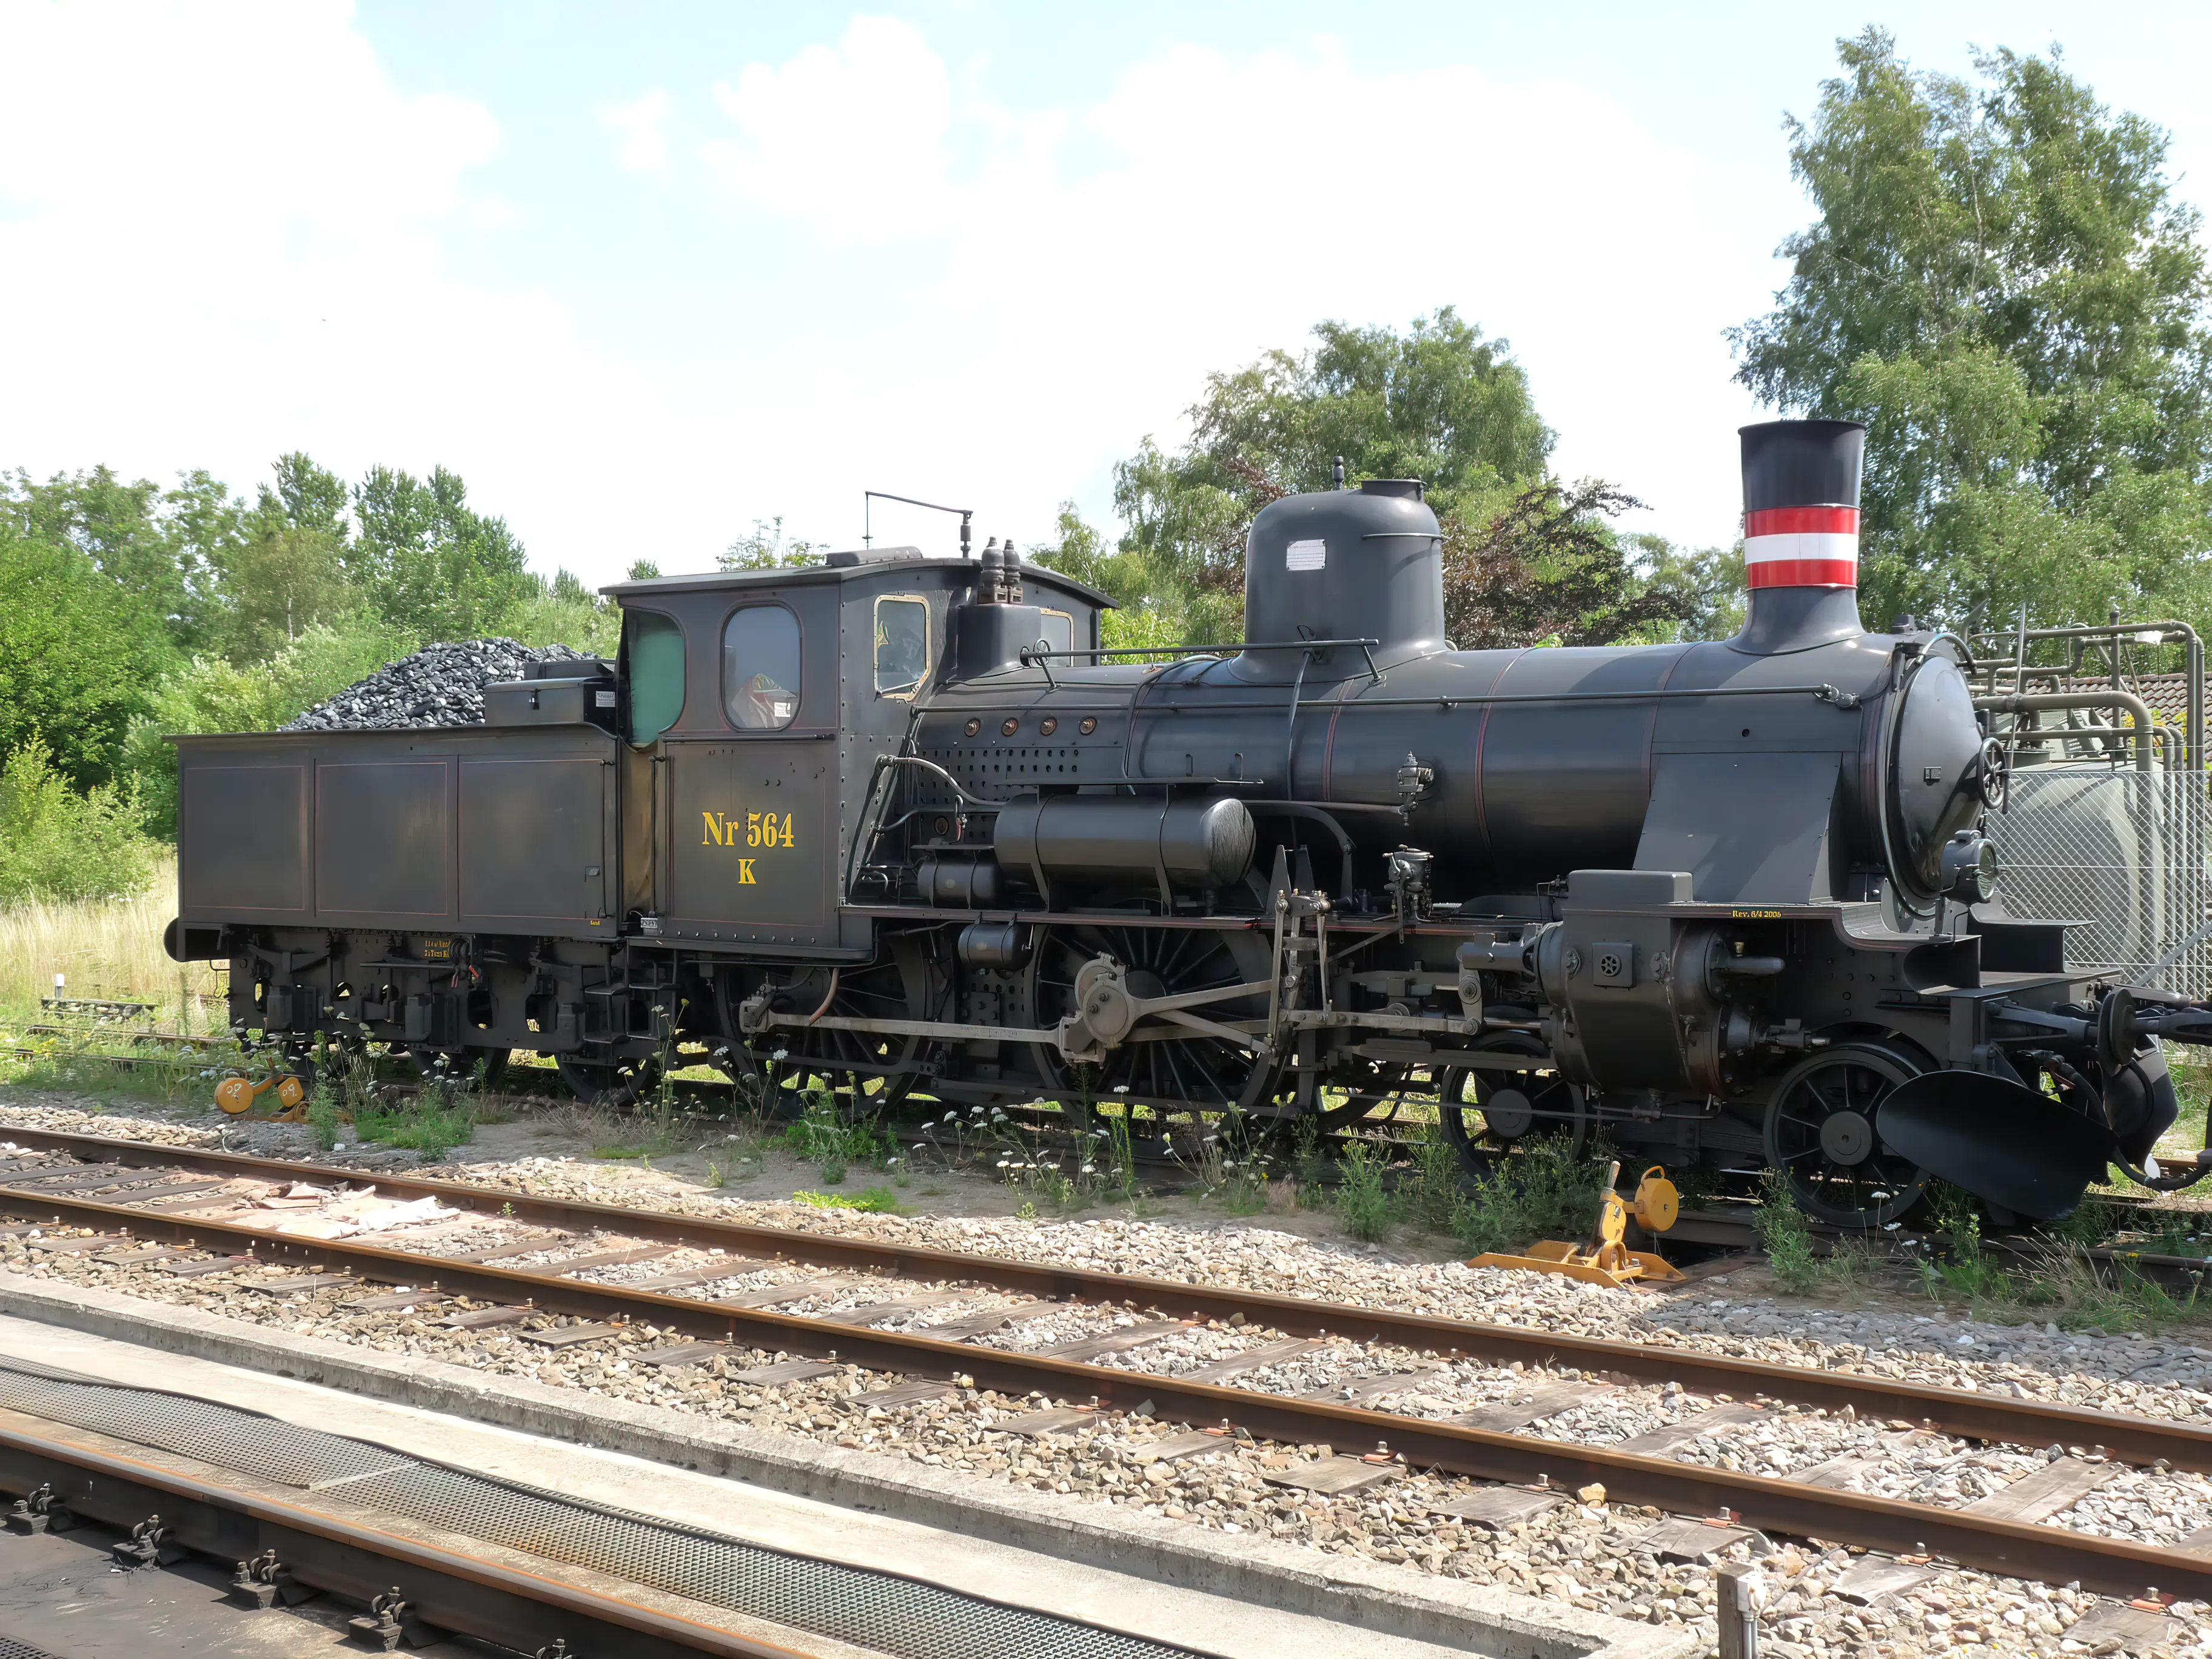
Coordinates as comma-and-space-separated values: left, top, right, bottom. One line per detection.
1761, 1041, 1931, 1227
1436, 1036, 1587, 1179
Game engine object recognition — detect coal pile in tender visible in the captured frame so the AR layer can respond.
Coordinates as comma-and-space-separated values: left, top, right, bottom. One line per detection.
283, 639, 593, 731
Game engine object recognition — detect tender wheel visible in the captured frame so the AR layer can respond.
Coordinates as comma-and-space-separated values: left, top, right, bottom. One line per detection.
1761, 1042, 1931, 1227
1436, 1038, 1587, 1179
556, 1047, 662, 1110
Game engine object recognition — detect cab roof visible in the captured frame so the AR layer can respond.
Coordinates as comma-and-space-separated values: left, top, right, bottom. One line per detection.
601, 548, 1116, 609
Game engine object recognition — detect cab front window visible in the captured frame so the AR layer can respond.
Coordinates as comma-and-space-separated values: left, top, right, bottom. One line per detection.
874, 595, 929, 696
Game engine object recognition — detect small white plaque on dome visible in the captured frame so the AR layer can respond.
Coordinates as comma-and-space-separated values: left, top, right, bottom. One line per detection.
1285, 538, 1327, 571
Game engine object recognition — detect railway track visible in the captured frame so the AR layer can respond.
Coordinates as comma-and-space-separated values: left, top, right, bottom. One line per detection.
0, 1410, 808, 1657
0, 1130, 2205, 1603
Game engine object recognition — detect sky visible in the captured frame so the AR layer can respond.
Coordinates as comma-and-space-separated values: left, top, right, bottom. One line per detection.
2, 1, 2209, 589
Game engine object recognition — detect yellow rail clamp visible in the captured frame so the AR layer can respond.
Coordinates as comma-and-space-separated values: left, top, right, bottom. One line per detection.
213, 1073, 306, 1117
1469, 1161, 1686, 1289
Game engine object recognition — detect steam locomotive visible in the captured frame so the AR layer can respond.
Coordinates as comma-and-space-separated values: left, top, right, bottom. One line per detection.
167, 420, 2212, 1227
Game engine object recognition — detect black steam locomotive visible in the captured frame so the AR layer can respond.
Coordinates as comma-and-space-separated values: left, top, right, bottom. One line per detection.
167, 421, 2212, 1226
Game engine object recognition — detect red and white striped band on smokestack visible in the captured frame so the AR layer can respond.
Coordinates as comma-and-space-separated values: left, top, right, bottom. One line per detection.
1743, 504, 1858, 590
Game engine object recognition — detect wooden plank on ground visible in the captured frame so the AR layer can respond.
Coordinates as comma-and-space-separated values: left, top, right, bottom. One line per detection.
1175, 1338, 1326, 1386
1263, 1455, 1396, 1496
1139, 1429, 1238, 1462
995, 1406, 1096, 1438
350, 1289, 450, 1312
1632, 1518, 1757, 1561
814, 1289, 971, 1327
101, 1245, 190, 1265
1449, 1381, 1612, 1432
858, 1379, 958, 1410
164, 1255, 250, 1277
925, 1301, 1050, 1339
714, 1276, 861, 1310
1613, 1404, 1762, 1456
1431, 1487, 1566, 1529
448, 1236, 568, 1262
2064, 1601, 2181, 1653
241, 1275, 350, 1295
1036, 1321, 1187, 1362
1831, 1558, 1934, 1604
626, 1264, 761, 1293
729, 1358, 840, 1385
545, 1244, 674, 1275
1303, 1367, 1444, 1407
438, 1306, 534, 1331
132, 1188, 247, 1213
518, 1322, 626, 1349
634, 1342, 732, 1369
1964, 1455, 2114, 1524
2178, 1526, 2212, 1559
1789, 1452, 1881, 1490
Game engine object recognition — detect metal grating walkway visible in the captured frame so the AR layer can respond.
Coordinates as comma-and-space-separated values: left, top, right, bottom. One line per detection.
0, 1357, 1210, 1659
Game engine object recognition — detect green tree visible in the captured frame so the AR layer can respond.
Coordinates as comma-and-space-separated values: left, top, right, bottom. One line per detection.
1731, 30, 2212, 630
0, 518, 169, 788
349, 464, 536, 639
2, 464, 244, 649
720, 517, 820, 571
1090, 309, 1557, 643
0, 737, 158, 903
1441, 483, 1689, 648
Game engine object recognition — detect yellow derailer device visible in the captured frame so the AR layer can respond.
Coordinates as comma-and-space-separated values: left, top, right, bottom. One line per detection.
213, 1070, 308, 1119
1468, 1161, 1685, 1289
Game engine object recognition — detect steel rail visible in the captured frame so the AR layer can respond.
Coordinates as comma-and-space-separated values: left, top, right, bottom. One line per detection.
0, 1128, 2207, 1476
0, 1181, 2203, 1601
0, 1418, 810, 1657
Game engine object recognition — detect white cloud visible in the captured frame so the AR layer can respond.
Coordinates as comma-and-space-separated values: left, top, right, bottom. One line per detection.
703, 16, 956, 241
690, 25, 1772, 555
0, 0, 690, 581
599, 88, 675, 178
0, 8, 1775, 592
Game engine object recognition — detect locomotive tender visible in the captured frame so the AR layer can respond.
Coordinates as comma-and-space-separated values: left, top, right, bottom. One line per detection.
168, 420, 2212, 1226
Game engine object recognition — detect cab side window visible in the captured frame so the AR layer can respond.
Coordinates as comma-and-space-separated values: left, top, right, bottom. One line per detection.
874, 596, 929, 696
626, 611, 685, 745
722, 605, 802, 730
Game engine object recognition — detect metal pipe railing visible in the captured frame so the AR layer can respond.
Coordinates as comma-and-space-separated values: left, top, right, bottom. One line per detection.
1969, 620, 2203, 770
1977, 690, 2157, 772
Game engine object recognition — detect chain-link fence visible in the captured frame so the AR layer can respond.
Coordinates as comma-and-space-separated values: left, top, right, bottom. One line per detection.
1987, 764, 2212, 997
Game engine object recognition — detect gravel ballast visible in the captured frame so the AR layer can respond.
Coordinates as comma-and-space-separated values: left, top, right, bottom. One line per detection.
4, 1098, 2210, 1657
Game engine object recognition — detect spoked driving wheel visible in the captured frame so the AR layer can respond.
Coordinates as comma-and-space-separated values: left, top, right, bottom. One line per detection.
1313, 1060, 1413, 1131
1436, 1037, 1587, 1179
743, 961, 928, 1123
1761, 1041, 1931, 1227
1028, 922, 1281, 1124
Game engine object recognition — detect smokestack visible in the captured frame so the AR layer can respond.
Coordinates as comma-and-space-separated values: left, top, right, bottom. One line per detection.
1732, 419, 1867, 654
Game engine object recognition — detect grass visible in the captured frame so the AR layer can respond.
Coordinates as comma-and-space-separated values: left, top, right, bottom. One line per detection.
1449, 1134, 1612, 1258
1756, 1174, 1823, 1294
347, 1079, 476, 1159
1332, 1136, 1395, 1242
0, 857, 227, 1030
791, 1186, 901, 1213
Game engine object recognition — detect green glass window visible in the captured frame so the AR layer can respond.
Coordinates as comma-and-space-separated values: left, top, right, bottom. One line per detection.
722, 605, 802, 729
625, 611, 686, 745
